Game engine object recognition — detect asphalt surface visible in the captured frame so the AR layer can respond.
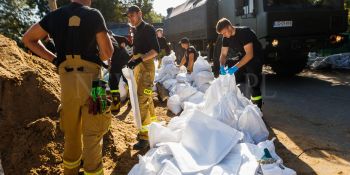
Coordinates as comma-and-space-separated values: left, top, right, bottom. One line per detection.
262, 69, 350, 175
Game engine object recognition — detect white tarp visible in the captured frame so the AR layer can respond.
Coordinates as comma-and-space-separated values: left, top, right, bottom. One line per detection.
122, 67, 142, 130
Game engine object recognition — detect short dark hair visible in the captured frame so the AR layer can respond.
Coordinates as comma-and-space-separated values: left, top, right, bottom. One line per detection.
179, 37, 190, 44
216, 18, 232, 33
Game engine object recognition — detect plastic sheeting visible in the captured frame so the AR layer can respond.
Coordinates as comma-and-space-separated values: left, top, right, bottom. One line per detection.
122, 67, 142, 130
309, 52, 350, 70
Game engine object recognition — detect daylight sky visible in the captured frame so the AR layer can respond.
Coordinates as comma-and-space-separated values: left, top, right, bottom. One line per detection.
153, 0, 187, 16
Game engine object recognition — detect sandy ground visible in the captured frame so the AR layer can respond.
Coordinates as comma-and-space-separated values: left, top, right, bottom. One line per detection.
262, 68, 350, 175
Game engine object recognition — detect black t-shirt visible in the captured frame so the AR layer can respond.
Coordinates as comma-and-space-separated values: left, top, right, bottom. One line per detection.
157, 37, 170, 55
39, 2, 108, 65
222, 27, 263, 61
184, 46, 198, 67
110, 41, 130, 73
133, 21, 160, 55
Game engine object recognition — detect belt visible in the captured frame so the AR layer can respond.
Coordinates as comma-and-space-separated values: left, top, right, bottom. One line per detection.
64, 66, 84, 72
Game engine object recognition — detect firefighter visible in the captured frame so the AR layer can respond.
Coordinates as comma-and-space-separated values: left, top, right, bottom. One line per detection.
156, 28, 170, 68
179, 37, 199, 73
216, 18, 263, 109
108, 31, 131, 115
124, 5, 160, 150
22, 0, 114, 174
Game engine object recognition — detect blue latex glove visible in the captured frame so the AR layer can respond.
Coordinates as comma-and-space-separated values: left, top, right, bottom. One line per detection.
227, 66, 239, 75
220, 66, 226, 75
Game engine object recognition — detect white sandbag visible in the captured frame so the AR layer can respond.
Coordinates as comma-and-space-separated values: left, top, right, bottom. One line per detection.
233, 143, 264, 175
257, 138, 283, 164
193, 71, 214, 87
192, 56, 212, 75
149, 122, 181, 148
129, 147, 173, 175
122, 67, 142, 130
156, 64, 179, 83
186, 91, 204, 105
181, 92, 204, 109
167, 95, 182, 115
128, 155, 157, 175
157, 159, 182, 175
176, 73, 188, 83
119, 79, 128, 102
200, 75, 239, 117
161, 54, 177, 67
162, 79, 177, 90
175, 84, 197, 101
203, 151, 242, 175
238, 105, 269, 143
160, 110, 242, 173
197, 83, 210, 93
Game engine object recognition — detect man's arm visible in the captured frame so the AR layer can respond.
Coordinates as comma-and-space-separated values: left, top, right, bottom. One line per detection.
96, 32, 114, 61
179, 55, 186, 67
235, 43, 253, 68
140, 49, 158, 62
219, 46, 229, 66
187, 53, 195, 72
22, 23, 56, 62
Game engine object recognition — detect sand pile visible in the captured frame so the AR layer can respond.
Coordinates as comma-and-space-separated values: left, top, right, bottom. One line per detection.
0, 35, 172, 175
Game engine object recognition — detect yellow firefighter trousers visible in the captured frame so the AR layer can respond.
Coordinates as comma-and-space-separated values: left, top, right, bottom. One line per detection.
58, 55, 111, 175
134, 58, 157, 140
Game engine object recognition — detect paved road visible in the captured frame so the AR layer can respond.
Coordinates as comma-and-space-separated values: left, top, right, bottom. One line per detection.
262, 69, 350, 175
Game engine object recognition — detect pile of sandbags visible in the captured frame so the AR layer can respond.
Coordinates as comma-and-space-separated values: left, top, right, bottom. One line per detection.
155, 56, 215, 115
129, 75, 296, 175
191, 56, 214, 93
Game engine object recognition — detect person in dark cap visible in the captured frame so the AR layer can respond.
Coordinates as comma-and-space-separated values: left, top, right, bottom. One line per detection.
179, 37, 199, 73
124, 5, 160, 150
156, 28, 171, 68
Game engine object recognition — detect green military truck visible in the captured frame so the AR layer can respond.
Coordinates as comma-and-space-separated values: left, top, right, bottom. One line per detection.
164, 0, 348, 76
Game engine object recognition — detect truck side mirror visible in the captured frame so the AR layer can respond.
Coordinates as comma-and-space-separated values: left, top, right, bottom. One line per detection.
235, 0, 244, 16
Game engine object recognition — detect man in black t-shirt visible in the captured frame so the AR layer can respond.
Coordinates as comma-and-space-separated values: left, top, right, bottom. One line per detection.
216, 18, 263, 109
22, 0, 114, 174
156, 28, 171, 68
125, 5, 160, 150
179, 37, 199, 73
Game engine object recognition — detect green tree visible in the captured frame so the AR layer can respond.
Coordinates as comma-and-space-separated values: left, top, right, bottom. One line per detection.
0, 0, 37, 45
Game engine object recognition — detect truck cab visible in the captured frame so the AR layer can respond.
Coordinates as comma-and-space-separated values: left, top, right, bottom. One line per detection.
164, 0, 348, 76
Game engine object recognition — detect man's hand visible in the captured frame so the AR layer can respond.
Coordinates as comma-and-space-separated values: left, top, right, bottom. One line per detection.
127, 57, 142, 69
220, 66, 226, 75
227, 66, 239, 75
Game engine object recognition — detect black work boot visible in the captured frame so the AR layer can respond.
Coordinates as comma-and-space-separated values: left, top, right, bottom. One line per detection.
133, 139, 150, 150
252, 99, 263, 110
111, 92, 121, 115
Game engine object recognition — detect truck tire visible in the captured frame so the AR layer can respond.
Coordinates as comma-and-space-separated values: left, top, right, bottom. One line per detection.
271, 53, 308, 76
